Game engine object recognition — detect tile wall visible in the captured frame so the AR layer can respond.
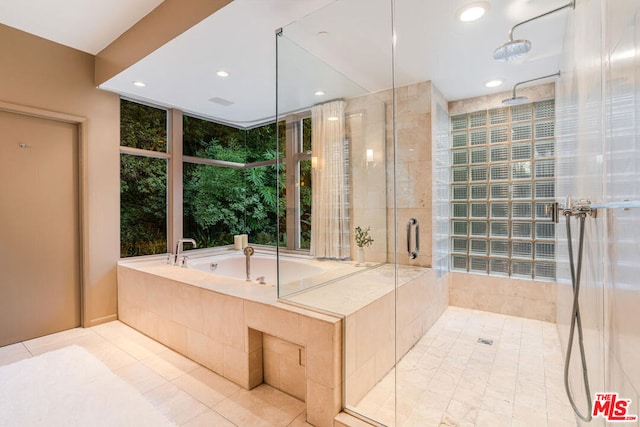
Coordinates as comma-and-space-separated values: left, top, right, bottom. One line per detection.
347, 94, 388, 264
347, 80, 435, 268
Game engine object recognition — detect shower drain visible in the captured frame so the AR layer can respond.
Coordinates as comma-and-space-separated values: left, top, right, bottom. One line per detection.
477, 338, 493, 346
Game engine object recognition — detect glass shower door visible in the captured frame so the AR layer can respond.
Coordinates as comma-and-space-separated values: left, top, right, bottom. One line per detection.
275, 0, 398, 424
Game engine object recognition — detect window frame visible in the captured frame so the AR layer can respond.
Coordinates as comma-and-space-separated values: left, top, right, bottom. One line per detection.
120, 98, 313, 257
119, 98, 172, 257
284, 112, 312, 251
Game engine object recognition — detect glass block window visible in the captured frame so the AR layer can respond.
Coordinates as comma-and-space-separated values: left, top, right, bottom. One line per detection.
449, 99, 556, 280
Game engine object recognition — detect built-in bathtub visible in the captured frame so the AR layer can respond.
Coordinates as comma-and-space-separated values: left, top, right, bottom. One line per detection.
187, 251, 325, 285
117, 250, 343, 427
184, 248, 382, 295
117, 249, 448, 426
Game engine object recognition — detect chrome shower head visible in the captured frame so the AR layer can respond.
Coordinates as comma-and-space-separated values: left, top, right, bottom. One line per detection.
501, 71, 561, 107
502, 96, 529, 106
493, 1, 575, 62
493, 39, 532, 62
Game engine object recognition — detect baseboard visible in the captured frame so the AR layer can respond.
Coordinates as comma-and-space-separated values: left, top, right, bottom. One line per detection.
85, 313, 118, 328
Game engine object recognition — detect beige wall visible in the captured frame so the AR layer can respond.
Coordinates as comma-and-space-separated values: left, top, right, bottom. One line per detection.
346, 94, 387, 263
0, 24, 120, 326
373, 81, 434, 268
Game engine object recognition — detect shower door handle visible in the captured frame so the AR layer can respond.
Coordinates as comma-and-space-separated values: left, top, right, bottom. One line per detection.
407, 218, 419, 259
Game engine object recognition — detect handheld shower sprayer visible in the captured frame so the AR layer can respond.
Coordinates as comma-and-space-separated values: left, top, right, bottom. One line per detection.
561, 199, 594, 422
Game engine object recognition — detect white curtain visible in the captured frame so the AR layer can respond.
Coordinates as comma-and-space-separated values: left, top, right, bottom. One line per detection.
311, 100, 350, 259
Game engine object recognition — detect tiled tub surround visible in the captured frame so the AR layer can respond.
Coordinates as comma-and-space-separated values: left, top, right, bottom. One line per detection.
286, 265, 448, 408
117, 257, 342, 427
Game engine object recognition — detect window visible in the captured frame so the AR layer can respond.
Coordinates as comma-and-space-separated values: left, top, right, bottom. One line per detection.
120, 99, 169, 257
182, 115, 281, 248
120, 99, 309, 257
450, 100, 556, 280
282, 114, 313, 250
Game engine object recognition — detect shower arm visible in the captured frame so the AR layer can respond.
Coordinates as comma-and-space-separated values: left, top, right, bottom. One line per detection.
510, 71, 561, 99
507, 0, 576, 42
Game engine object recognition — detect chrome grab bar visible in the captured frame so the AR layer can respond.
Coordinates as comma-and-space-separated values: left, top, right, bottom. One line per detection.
406, 218, 419, 259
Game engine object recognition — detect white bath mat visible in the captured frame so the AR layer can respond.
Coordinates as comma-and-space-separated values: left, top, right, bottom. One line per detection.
0, 345, 175, 427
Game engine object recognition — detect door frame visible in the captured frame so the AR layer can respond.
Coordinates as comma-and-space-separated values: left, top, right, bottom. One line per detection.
0, 100, 88, 327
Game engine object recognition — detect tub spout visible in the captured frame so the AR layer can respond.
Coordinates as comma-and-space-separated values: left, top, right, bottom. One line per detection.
175, 238, 196, 265
243, 246, 255, 281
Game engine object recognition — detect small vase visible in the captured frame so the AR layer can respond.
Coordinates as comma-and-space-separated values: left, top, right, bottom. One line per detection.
357, 247, 365, 265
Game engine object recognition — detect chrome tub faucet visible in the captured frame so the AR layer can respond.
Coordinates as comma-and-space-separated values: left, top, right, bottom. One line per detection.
174, 238, 196, 265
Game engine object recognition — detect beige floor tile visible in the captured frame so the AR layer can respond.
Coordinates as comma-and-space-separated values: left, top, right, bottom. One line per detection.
214, 384, 305, 427
352, 306, 577, 427
91, 320, 134, 339
114, 361, 168, 394
145, 381, 209, 425
23, 329, 104, 356
475, 409, 511, 427
288, 411, 314, 427
0, 342, 32, 366
173, 366, 241, 408
444, 399, 479, 425
8, 321, 324, 427
94, 321, 167, 360
547, 416, 578, 427
21, 327, 95, 352
142, 348, 200, 380
83, 339, 138, 371
181, 409, 237, 427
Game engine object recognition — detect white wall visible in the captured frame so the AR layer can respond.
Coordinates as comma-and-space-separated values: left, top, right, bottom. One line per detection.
557, 0, 640, 424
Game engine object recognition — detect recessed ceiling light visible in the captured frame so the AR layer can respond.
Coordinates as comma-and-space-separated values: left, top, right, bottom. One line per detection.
216, 70, 229, 78
314, 91, 325, 96
485, 79, 503, 88
457, 2, 489, 22
132, 81, 146, 87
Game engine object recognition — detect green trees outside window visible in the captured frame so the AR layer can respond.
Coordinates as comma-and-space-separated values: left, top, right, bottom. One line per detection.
120, 100, 168, 257
182, 117, 284, 248
120, 99, 308, 258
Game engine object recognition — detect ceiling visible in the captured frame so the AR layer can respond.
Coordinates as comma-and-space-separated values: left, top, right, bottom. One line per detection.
0, 0, 571, 128
0, 0, 164, 54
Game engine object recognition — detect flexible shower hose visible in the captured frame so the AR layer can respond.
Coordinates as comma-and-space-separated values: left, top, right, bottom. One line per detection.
563, 212, 593, 422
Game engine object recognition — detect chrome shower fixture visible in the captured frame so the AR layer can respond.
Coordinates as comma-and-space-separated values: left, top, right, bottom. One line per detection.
502, 95, 529, 106
502, 71, 561, 105
493, 0, 575, 62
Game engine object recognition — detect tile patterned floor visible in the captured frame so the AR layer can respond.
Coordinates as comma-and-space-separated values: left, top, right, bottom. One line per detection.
0, 307, 581, 427
352, 306, 578, 427
0, 321, 309, 427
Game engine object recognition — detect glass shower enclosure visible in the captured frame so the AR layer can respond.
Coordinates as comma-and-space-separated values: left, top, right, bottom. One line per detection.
275, 0, 450, 424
